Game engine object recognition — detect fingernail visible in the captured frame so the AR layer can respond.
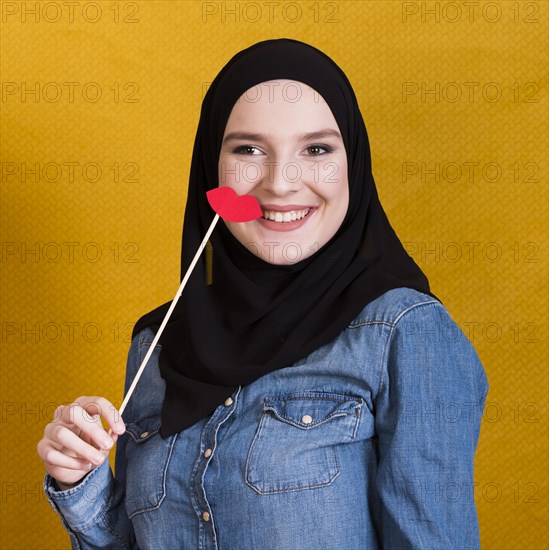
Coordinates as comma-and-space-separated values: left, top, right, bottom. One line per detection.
102, 438, 113, 449
93, 453, 105, 464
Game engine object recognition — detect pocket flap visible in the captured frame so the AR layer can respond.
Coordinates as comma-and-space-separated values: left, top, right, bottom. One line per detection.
125, 416, 161, 443
263, 391, 363, 429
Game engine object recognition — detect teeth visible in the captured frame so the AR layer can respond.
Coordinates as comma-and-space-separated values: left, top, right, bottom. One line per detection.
263, 208, 311, 222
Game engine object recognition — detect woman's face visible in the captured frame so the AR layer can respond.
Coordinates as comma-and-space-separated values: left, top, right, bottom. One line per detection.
218, 79, 349, 265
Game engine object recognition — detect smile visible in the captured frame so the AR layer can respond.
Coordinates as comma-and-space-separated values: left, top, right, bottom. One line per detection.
257, 207, 317, 232
262, 208, 312, 223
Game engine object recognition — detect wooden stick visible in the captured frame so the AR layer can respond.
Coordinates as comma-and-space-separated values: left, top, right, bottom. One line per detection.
102, 213, 220, 445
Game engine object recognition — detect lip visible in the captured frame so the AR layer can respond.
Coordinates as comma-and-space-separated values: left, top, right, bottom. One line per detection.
260, 204, 316, 212
257, 207, 317, 232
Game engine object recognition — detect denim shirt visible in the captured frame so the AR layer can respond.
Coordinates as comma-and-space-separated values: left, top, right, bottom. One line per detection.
44, 287, 489, 550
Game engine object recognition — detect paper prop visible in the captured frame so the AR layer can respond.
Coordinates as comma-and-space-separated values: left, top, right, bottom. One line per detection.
206, 186, 263, 222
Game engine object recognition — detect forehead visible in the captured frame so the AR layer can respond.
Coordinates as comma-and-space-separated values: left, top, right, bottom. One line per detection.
226, 79, 338, 128
235, 79, 320, 102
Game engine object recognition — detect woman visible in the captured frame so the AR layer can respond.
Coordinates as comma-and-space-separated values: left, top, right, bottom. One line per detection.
38, 38, 489, 549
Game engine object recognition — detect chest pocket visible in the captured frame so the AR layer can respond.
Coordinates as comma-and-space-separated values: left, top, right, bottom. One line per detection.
245, 391, 363, 495
124, 415, 178, 519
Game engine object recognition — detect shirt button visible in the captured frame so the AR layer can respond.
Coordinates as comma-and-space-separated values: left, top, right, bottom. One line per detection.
140, 431, 149, 439
204, 448, 213, 458
202, 511, 211, 522
224, 397, 234, 406
301, 415, 313, 424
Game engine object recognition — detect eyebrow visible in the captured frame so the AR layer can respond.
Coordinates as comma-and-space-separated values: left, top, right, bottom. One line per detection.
222, 128, 342, 145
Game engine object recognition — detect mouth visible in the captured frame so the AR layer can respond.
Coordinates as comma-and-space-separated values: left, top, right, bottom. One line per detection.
257, 206, 317, 232
261, 207, 313, 223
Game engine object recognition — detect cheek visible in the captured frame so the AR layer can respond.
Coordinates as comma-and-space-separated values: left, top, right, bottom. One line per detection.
218, 157, 258, 192
320, 159, 349, 231
314, 157, 348, 203
332, 158, 349, 209
218, 157, 233, 187
333, 155, 348, 189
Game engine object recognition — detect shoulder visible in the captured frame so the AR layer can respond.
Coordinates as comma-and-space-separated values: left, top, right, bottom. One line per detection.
125, 326, 162, 388
359, 288, 489, 405
133, 325, 158, 346
346, 286, 468, 357
347, 287, 473, 357
123, 325, 165, 419
347, 286, 444, 329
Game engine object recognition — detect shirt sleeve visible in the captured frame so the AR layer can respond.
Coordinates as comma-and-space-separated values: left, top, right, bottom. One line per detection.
43, 333, 142, 549
373, 299, 489, 550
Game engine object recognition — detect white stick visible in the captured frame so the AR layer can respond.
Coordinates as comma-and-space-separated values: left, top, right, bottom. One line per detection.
118, 213, 220, 417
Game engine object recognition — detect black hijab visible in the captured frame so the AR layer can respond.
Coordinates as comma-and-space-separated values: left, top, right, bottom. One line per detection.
132, 38, 440, 438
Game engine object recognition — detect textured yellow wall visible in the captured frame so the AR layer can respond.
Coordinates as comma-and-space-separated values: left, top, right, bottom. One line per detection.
1, 1, 547, 548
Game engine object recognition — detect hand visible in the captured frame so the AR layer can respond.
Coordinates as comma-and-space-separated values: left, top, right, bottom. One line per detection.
37, 396, 126, 489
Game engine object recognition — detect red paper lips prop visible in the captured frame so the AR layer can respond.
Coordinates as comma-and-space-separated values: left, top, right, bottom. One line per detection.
206, 186, 263, 222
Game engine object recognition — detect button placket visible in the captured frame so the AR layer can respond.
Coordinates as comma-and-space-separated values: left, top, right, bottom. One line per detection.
201, 394, 236, 463
191, 387, 241, 550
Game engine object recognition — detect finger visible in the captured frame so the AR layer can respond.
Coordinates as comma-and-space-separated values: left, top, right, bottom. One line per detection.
44, 421, 91, 450
42, 446, 94, 471
54, 399, 123, 451
99, 428, 118, 451
49, 424, 108, 466
54, 397, 125, 435
38, 439, 93, 470
78, 397, 126, 435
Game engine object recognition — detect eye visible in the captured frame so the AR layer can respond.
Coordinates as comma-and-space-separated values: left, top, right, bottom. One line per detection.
233, 145, 262, 155
306, 144, 333, 156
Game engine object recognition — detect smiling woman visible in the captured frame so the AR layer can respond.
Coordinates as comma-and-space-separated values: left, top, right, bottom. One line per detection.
218, 79, 349, 264
38, 38, 489, 550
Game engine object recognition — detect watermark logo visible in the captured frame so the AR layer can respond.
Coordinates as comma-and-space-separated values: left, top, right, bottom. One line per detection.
201, 1, 339, 24
2, 162, 139, 184
1, 2, 140, 24
402, 81, 539, 103
2, 82, 139, 103
401, 2, 540, 24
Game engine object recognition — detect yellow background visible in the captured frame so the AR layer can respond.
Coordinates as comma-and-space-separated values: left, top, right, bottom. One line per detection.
1, 0, 547, 548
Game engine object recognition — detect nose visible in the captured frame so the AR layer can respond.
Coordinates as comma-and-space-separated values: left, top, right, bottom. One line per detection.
259, 158, 303, 196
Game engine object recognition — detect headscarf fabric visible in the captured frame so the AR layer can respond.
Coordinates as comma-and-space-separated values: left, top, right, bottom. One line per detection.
131, 38, 439, 438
